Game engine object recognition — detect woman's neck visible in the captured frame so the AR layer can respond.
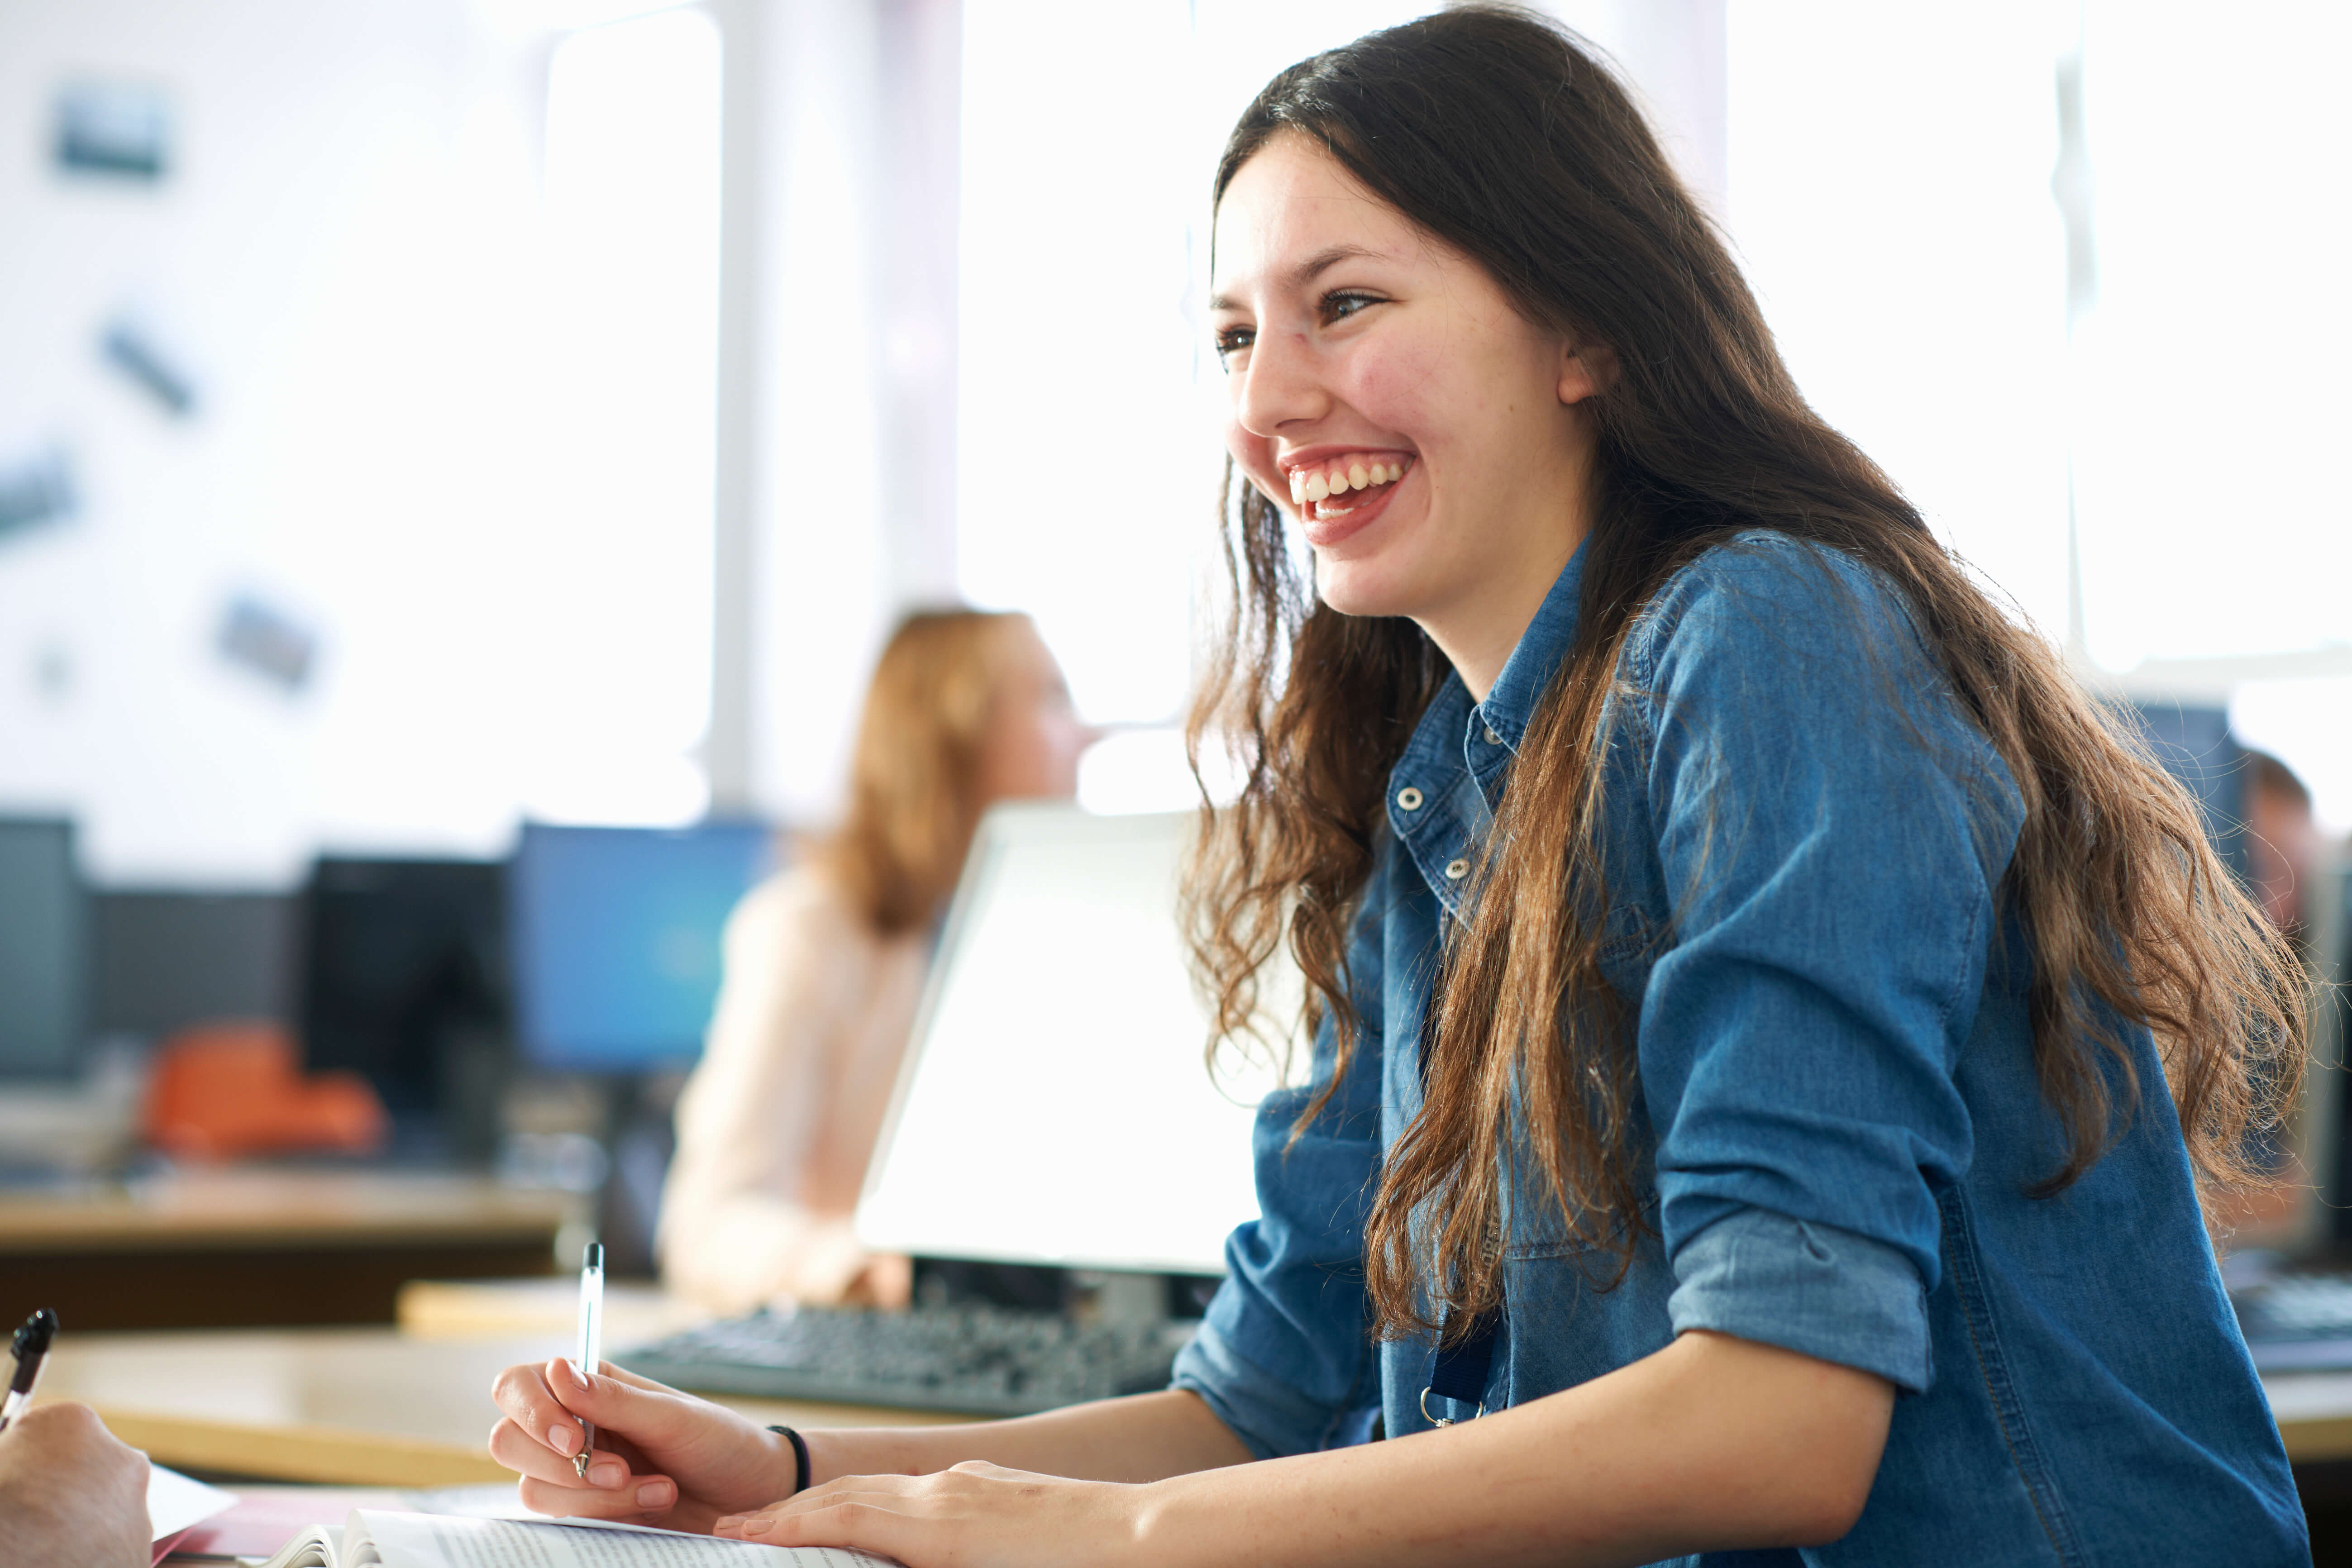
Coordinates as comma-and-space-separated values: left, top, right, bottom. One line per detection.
1419, 523, 1587, 703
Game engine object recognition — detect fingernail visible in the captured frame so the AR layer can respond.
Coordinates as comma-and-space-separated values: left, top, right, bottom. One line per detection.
741, 1517, 772, 1536
591, 1460, 628, 1489
713, 1516, 740, 1534
571, 1358, 594, 1391
636, 1480, 674, 1508
550, 1425, 578, 1455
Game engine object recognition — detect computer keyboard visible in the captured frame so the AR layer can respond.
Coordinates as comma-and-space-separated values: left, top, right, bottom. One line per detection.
2230, 1269, 2352, 1372
617, 1304, 1195, 1417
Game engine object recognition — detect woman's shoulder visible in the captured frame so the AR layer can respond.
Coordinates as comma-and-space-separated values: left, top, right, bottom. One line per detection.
1622, 529, 1925, 679
728, 862, 879, 958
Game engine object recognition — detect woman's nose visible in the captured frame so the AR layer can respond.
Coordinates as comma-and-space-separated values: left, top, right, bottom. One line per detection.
1233, 329, 1327, 438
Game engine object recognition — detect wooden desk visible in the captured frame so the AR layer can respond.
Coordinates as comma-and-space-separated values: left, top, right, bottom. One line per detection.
47, 1326, 970, 1487
0, 1169, 579, 1331
2264, 1370, 2352, 1463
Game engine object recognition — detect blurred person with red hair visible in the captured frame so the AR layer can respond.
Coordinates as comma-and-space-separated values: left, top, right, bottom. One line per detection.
658, 610, 1092, 1314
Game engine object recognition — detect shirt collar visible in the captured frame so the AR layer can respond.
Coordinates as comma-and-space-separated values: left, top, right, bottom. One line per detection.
1383, 539, 1590, 915
1474, 536, 1589, 757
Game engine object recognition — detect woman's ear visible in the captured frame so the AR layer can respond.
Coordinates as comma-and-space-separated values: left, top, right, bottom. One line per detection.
1557, 338, 1620, 405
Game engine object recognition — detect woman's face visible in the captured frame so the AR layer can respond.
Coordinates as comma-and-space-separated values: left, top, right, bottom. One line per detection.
1210, 133, 1611, 686
973, 621, 1091, 806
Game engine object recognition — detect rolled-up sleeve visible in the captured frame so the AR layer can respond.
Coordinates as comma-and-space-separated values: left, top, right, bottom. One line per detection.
1629, 538, 2022, 1393
1173, 886, 1389, 1458
1670, 1210, 1932, 1390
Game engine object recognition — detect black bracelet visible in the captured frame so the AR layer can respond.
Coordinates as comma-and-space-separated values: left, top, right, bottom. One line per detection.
768, 1424, 811, 1496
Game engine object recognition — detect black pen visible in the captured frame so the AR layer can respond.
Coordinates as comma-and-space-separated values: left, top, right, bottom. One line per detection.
0, 1309, 56, 1433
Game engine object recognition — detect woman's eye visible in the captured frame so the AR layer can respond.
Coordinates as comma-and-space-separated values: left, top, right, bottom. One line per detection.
1321, 290, 1382, 324
1213, 326, 1255, 368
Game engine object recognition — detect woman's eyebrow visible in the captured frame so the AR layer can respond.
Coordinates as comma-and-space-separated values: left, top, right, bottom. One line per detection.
1208, 243, 1385, 313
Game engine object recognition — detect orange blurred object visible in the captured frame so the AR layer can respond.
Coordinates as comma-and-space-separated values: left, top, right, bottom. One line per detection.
142, 1023, 388, 1161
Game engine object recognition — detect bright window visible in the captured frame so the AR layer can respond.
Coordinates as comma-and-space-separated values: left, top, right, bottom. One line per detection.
2070, 2, 2352, 672
1723, 4, 2352, 825
956, 0, 1434, 736
527, 5, 724, 825
1725, 1, 2075, 636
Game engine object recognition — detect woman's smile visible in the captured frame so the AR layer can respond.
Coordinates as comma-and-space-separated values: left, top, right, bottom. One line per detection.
1279, 448, 1417, 546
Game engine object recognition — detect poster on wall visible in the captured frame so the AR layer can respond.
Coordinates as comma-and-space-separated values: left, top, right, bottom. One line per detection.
52, 80, 172, 181
216, 593, 320, 695
0, 446, 77, 546
100, 317, 199, 416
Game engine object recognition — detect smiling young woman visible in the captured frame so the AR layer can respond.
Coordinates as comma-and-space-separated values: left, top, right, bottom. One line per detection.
485, 10, 2310, 1564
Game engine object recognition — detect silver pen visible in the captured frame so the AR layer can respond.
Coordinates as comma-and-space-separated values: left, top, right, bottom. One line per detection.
572, 1241, 604, 1480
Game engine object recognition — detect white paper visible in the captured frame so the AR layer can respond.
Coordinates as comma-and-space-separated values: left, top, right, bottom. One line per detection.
354, 1510, 898, 1568
147, 1463, 237, 1539
410, 1481, 538, 1518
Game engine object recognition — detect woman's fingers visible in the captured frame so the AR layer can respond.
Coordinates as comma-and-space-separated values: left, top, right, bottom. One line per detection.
717, 1489, 911, 1545
516, 1468, 680, 1523
490, 1414, 684, 1522
488, 1357, 707, 1468
714, 1462, 1133, 1568
540, 1357, 725, 1449
488, 1418, 635, 1491
488, 1359, 591, 1460
716, 1466, 1026, 1538
715, 1475, 888, 1536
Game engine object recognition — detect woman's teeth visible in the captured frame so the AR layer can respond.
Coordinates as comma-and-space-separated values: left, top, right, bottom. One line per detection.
1288, 457, 1407, 508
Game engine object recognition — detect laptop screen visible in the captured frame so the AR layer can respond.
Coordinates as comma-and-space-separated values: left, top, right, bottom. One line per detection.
857, 805, 1290, 1276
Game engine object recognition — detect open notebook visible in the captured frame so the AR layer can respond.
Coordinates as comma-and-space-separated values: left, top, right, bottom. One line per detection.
259, 1511, 899, 1568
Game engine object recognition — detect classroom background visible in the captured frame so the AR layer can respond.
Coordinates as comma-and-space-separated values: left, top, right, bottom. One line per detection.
1, 0, 2349, 1555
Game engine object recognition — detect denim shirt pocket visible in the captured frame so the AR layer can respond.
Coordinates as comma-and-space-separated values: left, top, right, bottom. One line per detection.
1936, 1185, 2087, 1566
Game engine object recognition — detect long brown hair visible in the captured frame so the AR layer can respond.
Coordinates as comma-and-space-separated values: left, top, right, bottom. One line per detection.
1183, 5, 2305, 1344
821, 609, 1036, 935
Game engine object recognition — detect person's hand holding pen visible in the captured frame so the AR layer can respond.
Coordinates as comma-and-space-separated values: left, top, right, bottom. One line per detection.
487, 1357, 801, 1531
0, 1307, 147, 1566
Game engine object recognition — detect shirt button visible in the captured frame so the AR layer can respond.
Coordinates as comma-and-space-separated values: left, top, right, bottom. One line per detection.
1482, 726, 1502, 745
1445, 858, 1469, 881
1396, 786, 1424, 811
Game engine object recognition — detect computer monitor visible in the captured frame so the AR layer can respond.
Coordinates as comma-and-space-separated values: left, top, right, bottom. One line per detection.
508, 821, 777, 1072
857, 804, 1289, 1277
299, 857, 507, 1119
2302, 859, 2351, 1246
0, 817, 86, 1080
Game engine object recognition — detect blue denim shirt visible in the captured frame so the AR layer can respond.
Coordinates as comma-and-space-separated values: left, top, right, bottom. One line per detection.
1171, 533, 2304, 1566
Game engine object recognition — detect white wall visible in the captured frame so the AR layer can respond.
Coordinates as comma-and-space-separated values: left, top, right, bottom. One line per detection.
2070, 0, 2352, 674
741, 0, 962, 825
0, 0, 864, 881
1722, 1, 2075, 639
0, 0, 573, 884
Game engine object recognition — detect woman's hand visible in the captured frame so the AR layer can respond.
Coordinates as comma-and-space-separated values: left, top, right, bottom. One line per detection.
488, 1357, 797, 1532
713, 1460, 1149, 1567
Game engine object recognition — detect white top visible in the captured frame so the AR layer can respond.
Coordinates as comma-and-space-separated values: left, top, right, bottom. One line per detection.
656, 866, 926, 1313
